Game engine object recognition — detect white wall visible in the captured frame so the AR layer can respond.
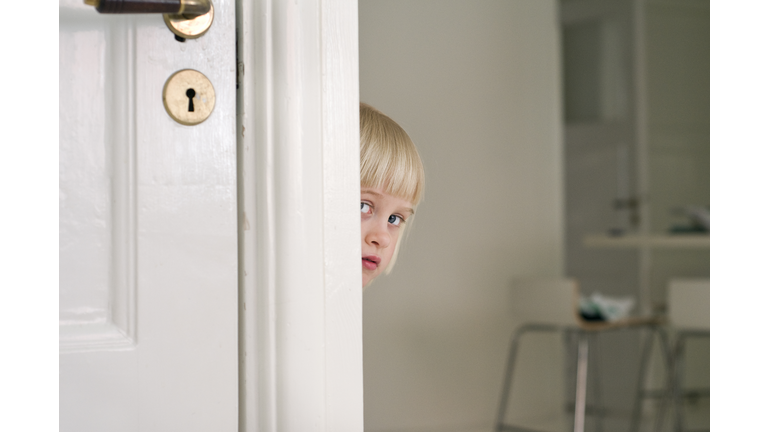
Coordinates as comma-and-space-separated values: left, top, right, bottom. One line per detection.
359, 1, 563, 431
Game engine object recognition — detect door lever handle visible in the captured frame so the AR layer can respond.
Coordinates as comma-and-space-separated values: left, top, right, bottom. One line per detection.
84, 0, 214, 40
85, 0, 210, 16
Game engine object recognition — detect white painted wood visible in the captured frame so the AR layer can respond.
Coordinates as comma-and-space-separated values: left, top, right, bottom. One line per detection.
59, 0, 238, 430
320, 1, 363, 429
236, 0, 362, 431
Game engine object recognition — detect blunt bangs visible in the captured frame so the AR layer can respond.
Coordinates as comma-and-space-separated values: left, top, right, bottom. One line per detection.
360, 103, 425, 206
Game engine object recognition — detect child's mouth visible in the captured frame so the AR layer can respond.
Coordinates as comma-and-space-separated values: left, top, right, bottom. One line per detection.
362, 256, 379, 270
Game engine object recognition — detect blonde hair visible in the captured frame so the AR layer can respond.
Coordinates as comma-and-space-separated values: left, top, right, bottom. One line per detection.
360, 103, 425, 206
360, 102, 425, 274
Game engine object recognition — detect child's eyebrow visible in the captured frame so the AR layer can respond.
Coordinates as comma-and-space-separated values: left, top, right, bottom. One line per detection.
396, 206, 416, 216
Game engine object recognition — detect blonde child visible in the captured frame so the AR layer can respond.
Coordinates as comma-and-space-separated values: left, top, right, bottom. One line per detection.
359, 103, 425, 288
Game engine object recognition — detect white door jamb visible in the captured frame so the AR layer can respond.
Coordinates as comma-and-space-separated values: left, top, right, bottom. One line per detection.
236, 1, 362, 431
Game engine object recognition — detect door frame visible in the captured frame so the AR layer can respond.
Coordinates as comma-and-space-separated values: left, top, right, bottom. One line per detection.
236, 1, 363, 431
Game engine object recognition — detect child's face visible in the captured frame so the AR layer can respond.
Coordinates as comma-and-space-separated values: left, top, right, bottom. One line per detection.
361, 187, 414, 287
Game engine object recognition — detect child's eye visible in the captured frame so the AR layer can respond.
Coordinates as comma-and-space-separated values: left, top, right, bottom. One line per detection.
361, 202, 371, 214
388, 214, 403, 226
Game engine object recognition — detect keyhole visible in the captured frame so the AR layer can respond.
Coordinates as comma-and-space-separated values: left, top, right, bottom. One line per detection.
186, 88, 196, 112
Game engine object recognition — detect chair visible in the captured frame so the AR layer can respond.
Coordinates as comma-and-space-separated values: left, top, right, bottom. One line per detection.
666, 279, 710, 432
629, 278, 710, 432
495, 278, 665, 432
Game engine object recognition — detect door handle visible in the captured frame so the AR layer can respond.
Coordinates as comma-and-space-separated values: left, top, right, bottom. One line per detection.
84, 0, 214, 40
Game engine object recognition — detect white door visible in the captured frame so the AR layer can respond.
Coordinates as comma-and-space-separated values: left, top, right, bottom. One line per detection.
59, 0, 238, 430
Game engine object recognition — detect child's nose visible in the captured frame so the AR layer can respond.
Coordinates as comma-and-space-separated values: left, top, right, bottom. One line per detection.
367, 222, 391, 248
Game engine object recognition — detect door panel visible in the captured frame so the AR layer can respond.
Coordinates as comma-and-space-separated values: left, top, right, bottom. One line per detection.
59, 1, 237, 430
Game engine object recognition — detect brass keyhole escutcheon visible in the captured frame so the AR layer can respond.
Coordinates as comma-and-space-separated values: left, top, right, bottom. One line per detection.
163, 69, 215, 126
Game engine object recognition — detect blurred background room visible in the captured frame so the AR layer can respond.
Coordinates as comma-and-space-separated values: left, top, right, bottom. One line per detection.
359, 1, 709, 431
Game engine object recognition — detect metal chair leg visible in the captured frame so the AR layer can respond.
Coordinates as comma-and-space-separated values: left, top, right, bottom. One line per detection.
495, 326, 526, 432
495, 324, 561, 432
653, 329, 672, 432
669, 330, 710, 432
672, 334, 687, 432
590, 333, 603, 432
629, 326, 667, 432
574, 331, 589, 432
629, 328, 652, 432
